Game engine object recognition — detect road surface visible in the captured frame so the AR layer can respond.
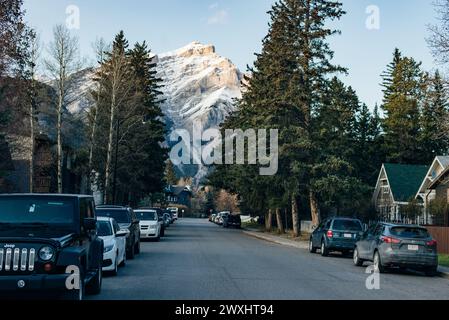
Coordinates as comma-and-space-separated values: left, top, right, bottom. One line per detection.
92, 218, 449, 300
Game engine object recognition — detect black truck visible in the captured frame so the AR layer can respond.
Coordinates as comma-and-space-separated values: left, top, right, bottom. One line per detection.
0, 194, 104, 300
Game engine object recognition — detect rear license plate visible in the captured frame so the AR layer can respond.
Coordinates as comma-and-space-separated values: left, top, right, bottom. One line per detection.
344, 233, 352, 238
408, 245, 419, 251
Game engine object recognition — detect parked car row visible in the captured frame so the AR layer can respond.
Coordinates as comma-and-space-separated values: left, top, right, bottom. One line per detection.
308, 217, 439, 276
0, 193, 180, 300
209, 211, 241, 229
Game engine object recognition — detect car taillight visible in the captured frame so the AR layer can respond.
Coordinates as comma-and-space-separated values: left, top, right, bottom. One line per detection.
381, 236, 400, 244
426, 240, 437, 247
327, 230, 333, 238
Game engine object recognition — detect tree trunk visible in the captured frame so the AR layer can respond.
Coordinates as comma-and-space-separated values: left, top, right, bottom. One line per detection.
104, 93, 116, 204
29, 85, 35, 193
309, 190, 320, 226
57, 89, 63, 194
265, 209, 273, 232
275, 208, 284, 234
88, 105, 98, 192
291, 196, 300, 237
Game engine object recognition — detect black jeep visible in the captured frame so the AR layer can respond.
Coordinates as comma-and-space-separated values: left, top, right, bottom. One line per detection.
0, 194, 103, 300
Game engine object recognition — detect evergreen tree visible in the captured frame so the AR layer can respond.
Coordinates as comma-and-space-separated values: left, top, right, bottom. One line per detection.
419, 70, 449, 162
209, 0, 346, 234
165, 160, 178, 185
381, 49, 425, 164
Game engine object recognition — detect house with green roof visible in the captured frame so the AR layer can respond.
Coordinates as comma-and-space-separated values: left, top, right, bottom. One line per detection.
373, 163, 429, 222
415, 156, 449, 224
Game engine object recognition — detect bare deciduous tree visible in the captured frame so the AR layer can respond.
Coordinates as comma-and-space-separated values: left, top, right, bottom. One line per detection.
88, 38, 109, 191
44, 25, 81, 193
428, 0, 449, 66
23, 31, 41, 192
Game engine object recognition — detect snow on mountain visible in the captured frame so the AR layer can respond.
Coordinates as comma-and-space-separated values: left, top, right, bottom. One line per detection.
156, 41, 242, 136
62, 41, 243, 182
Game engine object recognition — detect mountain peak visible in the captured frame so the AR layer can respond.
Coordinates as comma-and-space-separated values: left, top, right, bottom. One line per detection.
160, 41, 216, 59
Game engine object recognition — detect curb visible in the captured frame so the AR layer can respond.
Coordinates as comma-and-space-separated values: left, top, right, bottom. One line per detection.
242, 230, 308, 250
438, 268, 449, 280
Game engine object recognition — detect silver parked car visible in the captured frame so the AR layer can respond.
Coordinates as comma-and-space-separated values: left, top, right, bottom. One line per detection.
353, 223, 438, 276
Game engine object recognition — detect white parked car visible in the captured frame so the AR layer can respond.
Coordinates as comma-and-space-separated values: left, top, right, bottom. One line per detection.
167, 207, 179, 220
135, 209, 162, 241
97, 217, 127, 276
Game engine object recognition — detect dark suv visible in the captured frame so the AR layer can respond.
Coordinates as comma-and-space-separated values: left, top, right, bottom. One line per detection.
96, 206, 140, 259
309, 217, 363, 256
223, 214, 241, 228
0, 194, 103, 300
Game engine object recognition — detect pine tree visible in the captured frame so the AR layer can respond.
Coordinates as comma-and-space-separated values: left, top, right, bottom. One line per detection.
165, 160, 178, 185
419, 70, 449, 161
381, 50, 425, 164
209, 0, 346, 234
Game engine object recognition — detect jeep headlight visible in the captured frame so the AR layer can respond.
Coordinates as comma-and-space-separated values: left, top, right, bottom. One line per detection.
150, 225, 157, 230
104, 244, 114, 253
39, 246, 55, 261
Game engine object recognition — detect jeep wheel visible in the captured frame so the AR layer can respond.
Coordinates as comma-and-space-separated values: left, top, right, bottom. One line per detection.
65, 276, 85, 301
87, 268, 102, 295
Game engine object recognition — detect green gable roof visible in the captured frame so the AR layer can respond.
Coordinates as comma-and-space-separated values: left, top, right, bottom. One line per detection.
384, 163, 429, 202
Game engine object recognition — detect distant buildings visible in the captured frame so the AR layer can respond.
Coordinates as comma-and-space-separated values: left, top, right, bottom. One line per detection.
164, 185, 193, 208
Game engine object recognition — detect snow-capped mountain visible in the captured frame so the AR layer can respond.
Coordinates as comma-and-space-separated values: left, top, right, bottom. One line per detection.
156, 42, 243, 181
63, 42, 243, 181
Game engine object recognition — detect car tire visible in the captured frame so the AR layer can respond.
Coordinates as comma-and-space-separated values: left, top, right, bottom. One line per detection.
309, 238, 317, 253
111, 256, 118, 276
321, 240, 329, 257
86, 267, 102, 295
161, 228, 165, 237
65, 274, 85, 300
353, 247, 364, 267
119, 253, 126, 267
425, 266, 438, 277
373, 251, 385, 273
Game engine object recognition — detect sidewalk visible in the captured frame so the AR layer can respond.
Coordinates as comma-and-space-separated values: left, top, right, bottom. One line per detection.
243, 228, 449, 279
243, 229, 309, 250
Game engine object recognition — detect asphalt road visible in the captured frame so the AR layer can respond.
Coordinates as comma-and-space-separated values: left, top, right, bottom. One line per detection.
92, 218, 449, 300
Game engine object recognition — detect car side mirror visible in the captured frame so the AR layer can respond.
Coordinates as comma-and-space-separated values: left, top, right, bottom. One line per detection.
84, 218, 97, 231
116, 229, 129, 237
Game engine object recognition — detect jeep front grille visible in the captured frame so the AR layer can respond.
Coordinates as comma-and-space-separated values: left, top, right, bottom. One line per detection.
0, 248, 35, 272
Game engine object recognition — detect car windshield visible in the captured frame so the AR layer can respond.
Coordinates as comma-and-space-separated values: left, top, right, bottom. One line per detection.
97, 220, 113, 236
332, 219, 362, 231
96, 209, 130, 224
0, 197, 75, 224
136, 211, 157, 221
390, 227, 430, 239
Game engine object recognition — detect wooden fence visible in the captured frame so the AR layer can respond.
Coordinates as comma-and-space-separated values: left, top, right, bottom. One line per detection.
426, 226, 449, 254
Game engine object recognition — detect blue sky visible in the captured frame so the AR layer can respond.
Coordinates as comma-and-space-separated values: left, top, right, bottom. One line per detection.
24, 0, 440, 108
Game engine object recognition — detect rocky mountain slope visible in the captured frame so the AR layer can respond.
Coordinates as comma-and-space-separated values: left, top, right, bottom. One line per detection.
64, 42, 244, 182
